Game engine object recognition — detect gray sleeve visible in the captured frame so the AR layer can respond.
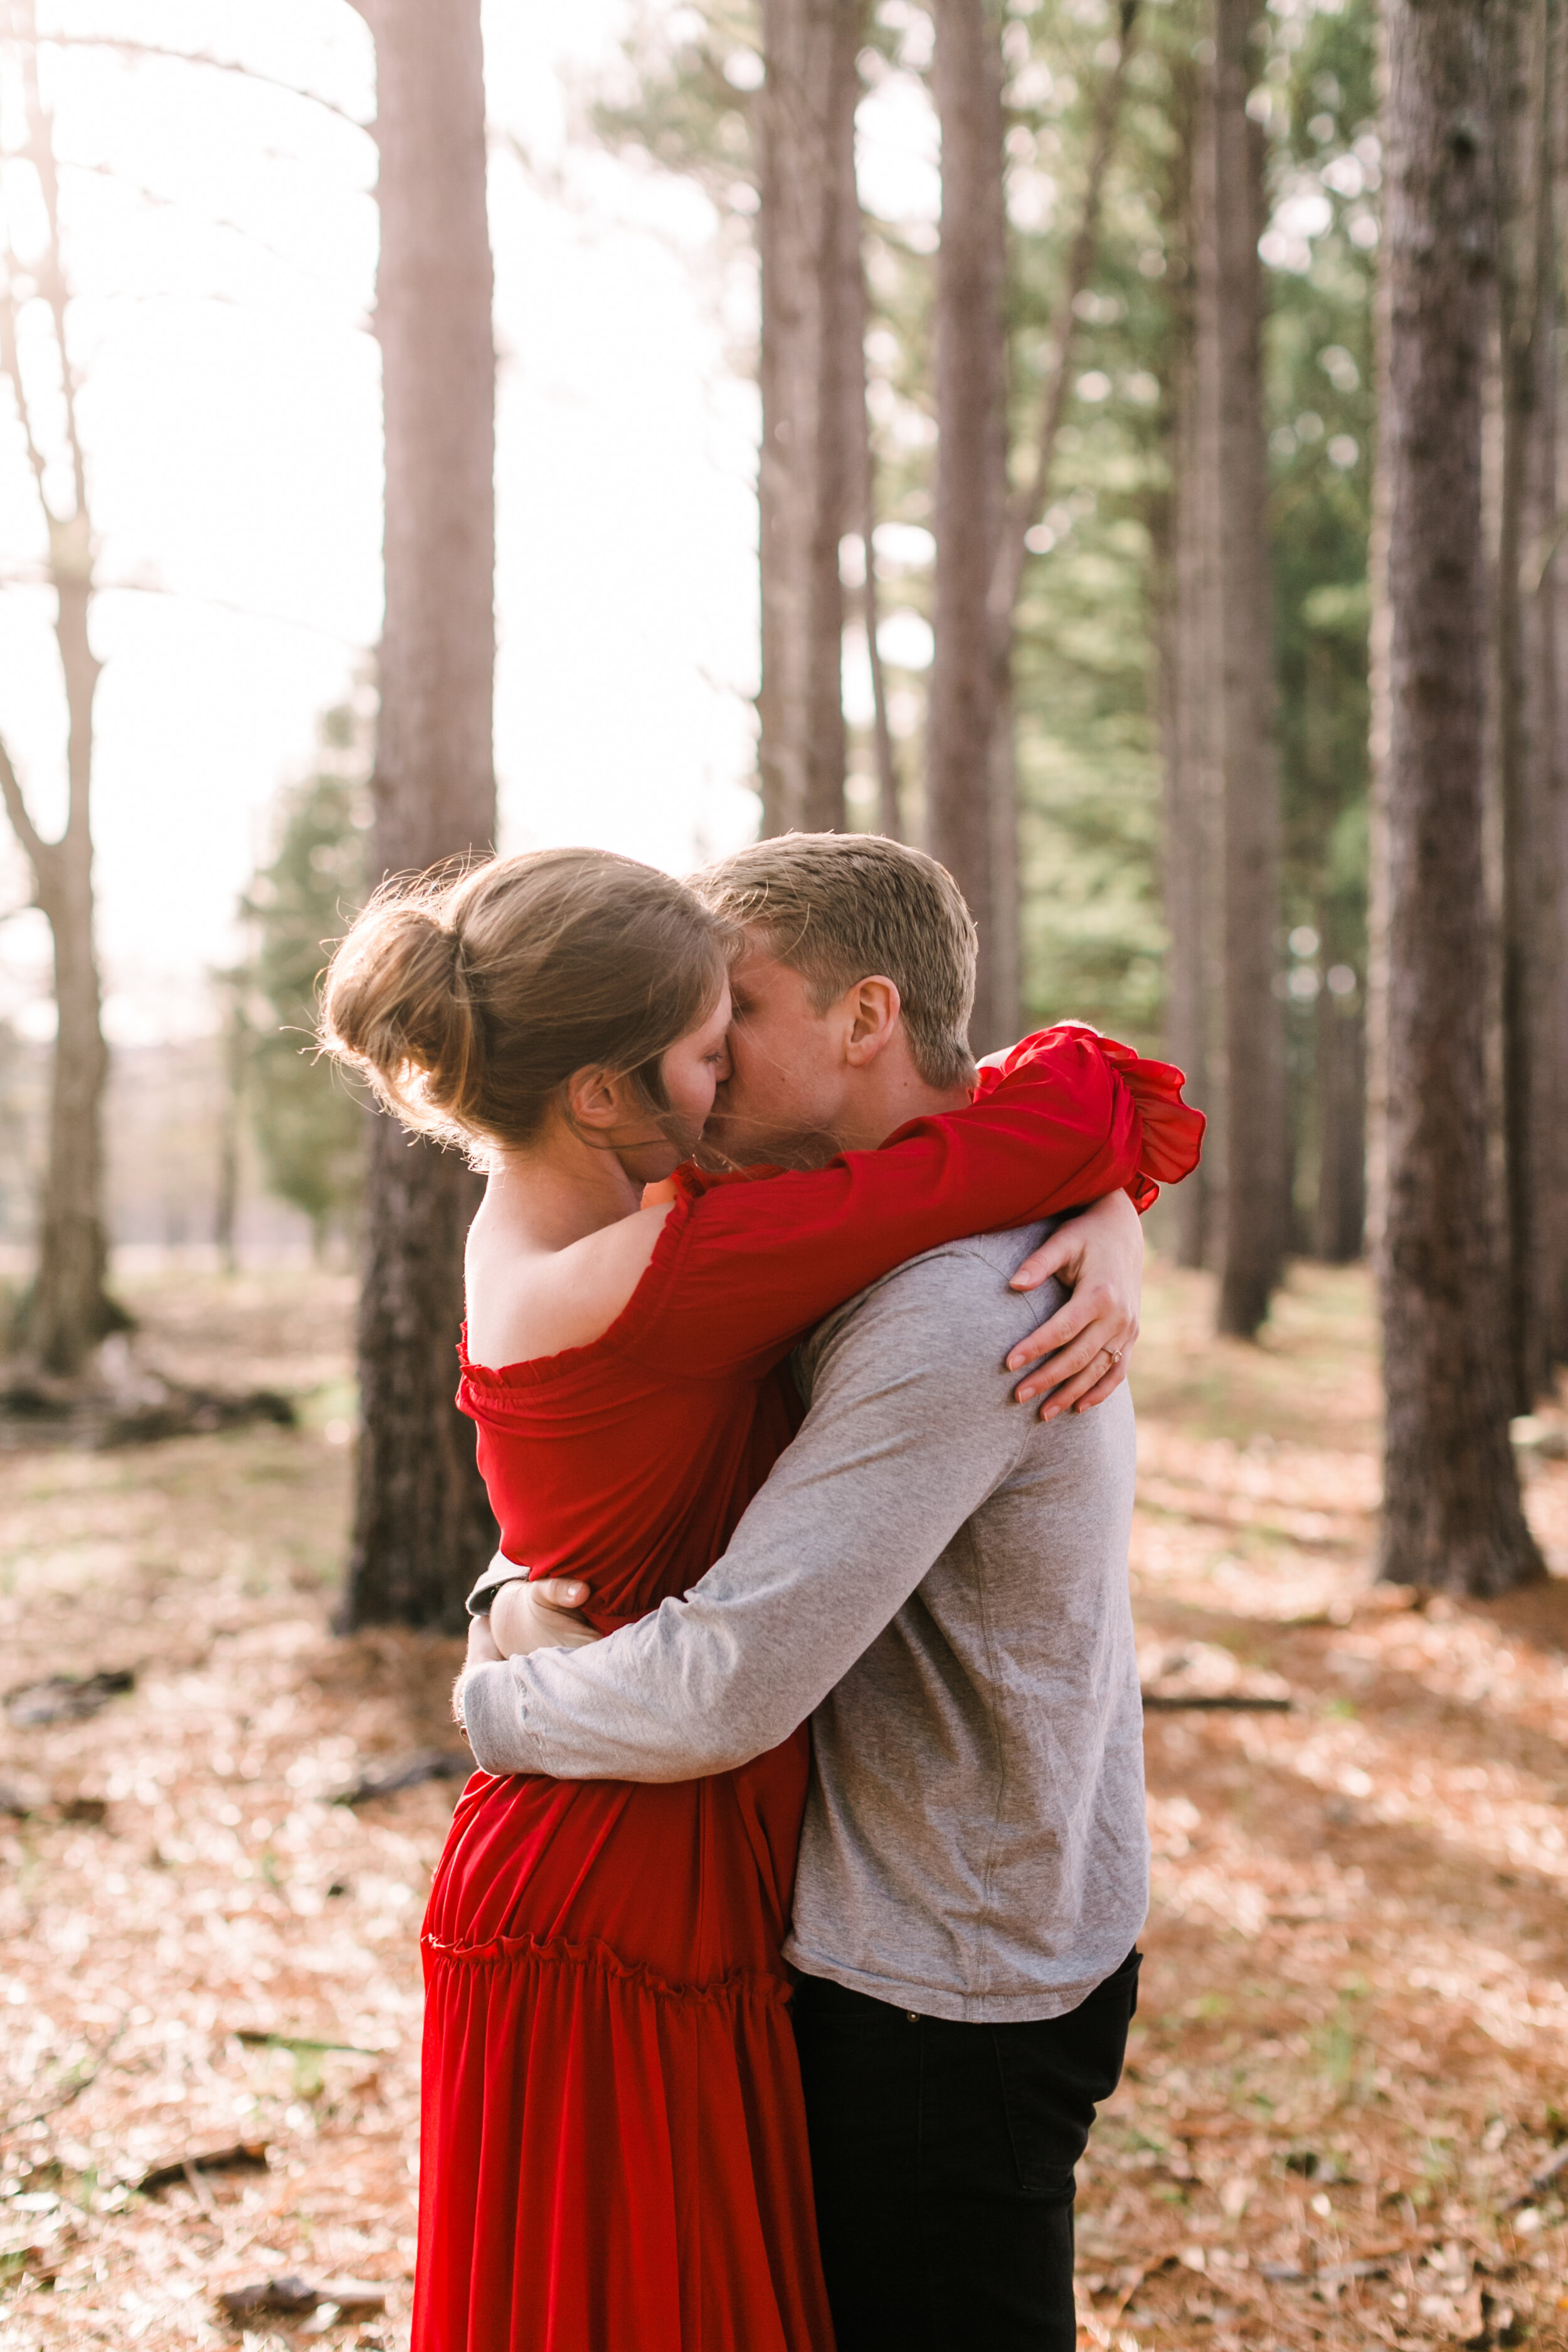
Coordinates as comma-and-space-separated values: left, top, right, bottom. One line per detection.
459, 1250, 1047, 1783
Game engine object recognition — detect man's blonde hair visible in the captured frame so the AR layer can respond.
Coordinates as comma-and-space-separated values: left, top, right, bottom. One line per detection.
691, 832, 978, 1090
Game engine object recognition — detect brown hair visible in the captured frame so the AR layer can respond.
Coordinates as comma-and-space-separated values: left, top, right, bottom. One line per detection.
319, 848, 736, 1153
691, 832, 978, 1089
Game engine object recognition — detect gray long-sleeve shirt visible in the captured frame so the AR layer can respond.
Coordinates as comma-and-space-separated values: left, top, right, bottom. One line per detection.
459, 1225, 1148, 2023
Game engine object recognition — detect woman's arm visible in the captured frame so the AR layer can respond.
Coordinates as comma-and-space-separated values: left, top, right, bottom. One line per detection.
623, 1025, 1202, 1379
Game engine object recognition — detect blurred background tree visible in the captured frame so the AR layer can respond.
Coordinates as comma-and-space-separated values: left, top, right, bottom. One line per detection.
237, 704, 370, 1265
0, 0, 124, 1374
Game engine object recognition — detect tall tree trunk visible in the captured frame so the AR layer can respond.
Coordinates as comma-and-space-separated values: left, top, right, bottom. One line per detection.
983, 0, 1141, 1047
929, 0, 1007, 1048
1375, 0, 1543, 1595
1549, 0, 1568, 1368
344, 0, 499, 1631
1314, 981, 1366, 1263
1157, 41, 1215, 1269
1209, 0, 1286, 1338
845, 83, 901, 842
0, 4, 123, 1375
756, 0, 859, 837
1498, 0, 1565, 1402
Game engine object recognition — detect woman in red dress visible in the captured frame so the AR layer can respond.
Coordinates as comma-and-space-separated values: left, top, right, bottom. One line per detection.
322, 846, 1200, 2352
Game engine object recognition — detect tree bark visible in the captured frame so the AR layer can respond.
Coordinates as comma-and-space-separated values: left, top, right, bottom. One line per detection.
0, 4, 122, 1375
1549, 0, 1568, 1367
1496, 0, 1564, 1405
1208, 0, 1287, 1339
928, 0, 1007, 1049
756, 0, 861, 837
344, 0, 499, 1631
848, 90, 901, 841
1158, 40, 1216, 1270
1375, 0, 1543, 1595
1314, 984, 1366, 1263
981, 0, 1140, 1047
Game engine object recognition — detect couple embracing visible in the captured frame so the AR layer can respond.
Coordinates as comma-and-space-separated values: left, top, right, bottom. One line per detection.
321, 830, 1204, 2352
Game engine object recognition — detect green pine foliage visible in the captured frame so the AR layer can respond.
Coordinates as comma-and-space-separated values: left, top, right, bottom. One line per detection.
593, 0, 1377, 1139
238, 705, 369, 1254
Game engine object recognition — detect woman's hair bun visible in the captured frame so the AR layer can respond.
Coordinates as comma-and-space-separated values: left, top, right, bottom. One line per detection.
319, 882, 477, 1124
317, 848, 734, 1156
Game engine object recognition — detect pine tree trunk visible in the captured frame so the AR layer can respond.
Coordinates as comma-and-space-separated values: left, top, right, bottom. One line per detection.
1495, 0, 1560, 1409
1210, 0, 1286, 1337
803, 4, 865, 834
1375, 0, 1543, 1596
344, 0, 499, 1632
1502, 0, 1567, 1392
985, 1, 1139, 1050
1549, 0, 1568, 1367
756, 0, 858, 838
1314, 985, 1366, 1263
1159, 44, 1215, 1270
845, 68, 901, 842
929, 0, 1007, 1049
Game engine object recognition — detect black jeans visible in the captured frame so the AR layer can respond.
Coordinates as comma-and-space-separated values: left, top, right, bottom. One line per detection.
791, 1947, 1140, 2352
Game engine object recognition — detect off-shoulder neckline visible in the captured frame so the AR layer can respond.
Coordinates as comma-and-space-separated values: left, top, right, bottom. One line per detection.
458, 1192, 689, 1387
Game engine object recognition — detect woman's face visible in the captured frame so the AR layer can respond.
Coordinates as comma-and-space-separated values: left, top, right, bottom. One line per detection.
616, 983, 733, 1184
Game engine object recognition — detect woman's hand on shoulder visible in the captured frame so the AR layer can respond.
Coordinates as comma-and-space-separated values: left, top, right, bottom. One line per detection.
1003, 1189, 1143, 1419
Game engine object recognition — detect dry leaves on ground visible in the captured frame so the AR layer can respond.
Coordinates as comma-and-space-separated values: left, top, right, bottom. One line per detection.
0, 1260, 1564, 2351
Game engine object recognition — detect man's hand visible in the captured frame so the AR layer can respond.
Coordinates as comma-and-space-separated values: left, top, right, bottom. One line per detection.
489, 1575, 601, 1658
1004, 1190, 1143, 1419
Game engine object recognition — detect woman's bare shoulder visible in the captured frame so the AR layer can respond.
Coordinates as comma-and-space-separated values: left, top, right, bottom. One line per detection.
464, 1197, 675, 1370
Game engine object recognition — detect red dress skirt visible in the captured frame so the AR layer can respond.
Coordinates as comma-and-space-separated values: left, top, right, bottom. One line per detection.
412, 1028, 1202, 2352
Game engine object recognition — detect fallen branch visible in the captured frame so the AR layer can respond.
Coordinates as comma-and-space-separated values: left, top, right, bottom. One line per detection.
1141, 1692, 1293, 1712
334, 1749, 471, 1804
216, 2273, 388, 2320
136, 2142, 270, 2195
5, 1668, 134, 1725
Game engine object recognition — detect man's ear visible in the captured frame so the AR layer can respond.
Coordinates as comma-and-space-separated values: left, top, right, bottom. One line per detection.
842, 976, 902, 1067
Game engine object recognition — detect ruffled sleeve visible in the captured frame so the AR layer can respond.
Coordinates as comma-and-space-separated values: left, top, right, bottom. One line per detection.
974, 1023, 1205, 1211
611, 1022, 1202, 1380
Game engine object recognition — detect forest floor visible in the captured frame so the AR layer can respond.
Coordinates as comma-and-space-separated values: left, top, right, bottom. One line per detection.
0, 1258, 1564, 2352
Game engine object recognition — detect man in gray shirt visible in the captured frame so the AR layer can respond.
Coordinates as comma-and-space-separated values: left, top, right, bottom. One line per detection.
458, 834, 1163, 2352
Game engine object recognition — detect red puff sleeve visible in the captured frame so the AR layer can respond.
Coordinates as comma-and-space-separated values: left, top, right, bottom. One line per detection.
973, 1022, 1206, 1212
618, 1024, 1204, 1381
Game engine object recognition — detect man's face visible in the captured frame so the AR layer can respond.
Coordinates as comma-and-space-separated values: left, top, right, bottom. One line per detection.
699, 938, 854, 1169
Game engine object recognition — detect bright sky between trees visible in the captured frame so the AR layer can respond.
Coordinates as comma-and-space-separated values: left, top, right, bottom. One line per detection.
0, 0, 783, 1046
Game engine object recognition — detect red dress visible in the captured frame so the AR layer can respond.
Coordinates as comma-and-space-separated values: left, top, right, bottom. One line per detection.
413, 1029, 1202, 2352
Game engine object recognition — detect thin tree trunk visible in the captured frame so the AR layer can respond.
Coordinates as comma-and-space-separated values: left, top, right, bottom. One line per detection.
0, 4, 122, 1375
215, 982, 243, 1276
848, 106, 900, 840
860, 473, 902, 839
1209, 1, 1286, 1338
344, 0, 499, 1631
1159, 42, 1214, 1269
929, 0, 1007, 1049
756, 0, 857, 837
1495, 0, 1559, 1409
980, 0, 1140, 1047
1375, 0, 1543, 1595
802, 3, 864, 834
1314, 983, 1366, 1263
987, 0, 1141, 631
